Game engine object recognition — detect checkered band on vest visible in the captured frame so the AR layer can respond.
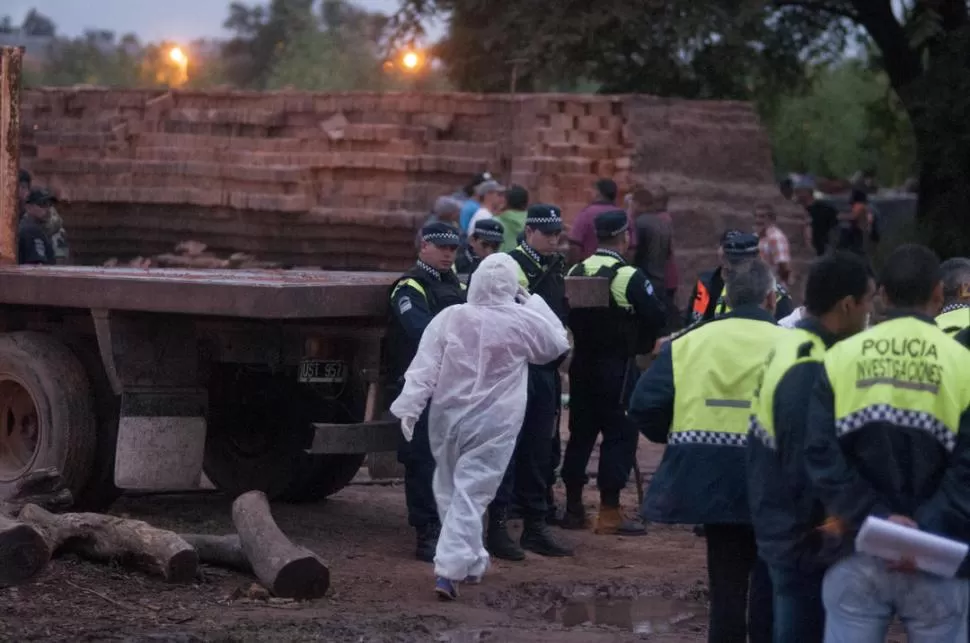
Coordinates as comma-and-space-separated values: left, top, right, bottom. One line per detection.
423, 232, 460, 244
748, 416, 776, 450
668, 430, 748, 447
835, 404, 956, 452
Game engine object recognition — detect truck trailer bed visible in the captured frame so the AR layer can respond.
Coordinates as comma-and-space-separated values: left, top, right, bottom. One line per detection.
0, 266, 609, 319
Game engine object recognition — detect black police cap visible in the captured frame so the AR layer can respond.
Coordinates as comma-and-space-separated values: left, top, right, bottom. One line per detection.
421, 221, 461, 247
594, 210, 629, 238
525, 204, 563, 233
472, 218, 504, 244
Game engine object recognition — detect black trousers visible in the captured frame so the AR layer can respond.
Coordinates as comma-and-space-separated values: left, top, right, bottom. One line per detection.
705, 524, 773, 643
397, 406, 437, 528
562, 356, 637, 498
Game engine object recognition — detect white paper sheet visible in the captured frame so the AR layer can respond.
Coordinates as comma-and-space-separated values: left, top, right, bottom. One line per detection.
855, 516, 970, 578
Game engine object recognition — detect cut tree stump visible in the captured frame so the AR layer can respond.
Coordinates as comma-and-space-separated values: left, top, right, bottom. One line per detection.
18, 504, 198, 583
0, 513, 51, 587
179, 533, 251, 573
232, 490, 329, 599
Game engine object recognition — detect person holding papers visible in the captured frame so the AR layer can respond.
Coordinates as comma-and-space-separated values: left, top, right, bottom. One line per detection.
805, 244, 970, 643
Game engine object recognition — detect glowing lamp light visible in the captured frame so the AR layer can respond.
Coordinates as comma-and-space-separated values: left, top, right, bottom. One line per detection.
169, 47, 188, 66
402, 51, 420, 69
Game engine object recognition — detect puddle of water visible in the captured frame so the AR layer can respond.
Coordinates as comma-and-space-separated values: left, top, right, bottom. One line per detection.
547, 595, 703, 634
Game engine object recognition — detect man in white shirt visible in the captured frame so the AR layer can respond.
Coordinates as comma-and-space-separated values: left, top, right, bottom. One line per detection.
466, 180, 505, 235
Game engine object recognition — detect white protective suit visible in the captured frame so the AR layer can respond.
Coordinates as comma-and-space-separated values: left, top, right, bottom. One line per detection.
389, 253, 570, 581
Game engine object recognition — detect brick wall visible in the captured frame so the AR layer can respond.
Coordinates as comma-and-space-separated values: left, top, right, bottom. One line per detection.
19, 88, 807, 294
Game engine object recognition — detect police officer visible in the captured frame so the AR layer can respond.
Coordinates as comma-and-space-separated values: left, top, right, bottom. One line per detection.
388, 221, 466, 562
18, 188, 57, 266
747, 253, 874, 643
487, 204, 572, 559
561, 211, 666, 536
455, 218, 504, 275
935, 257, 970, 335
805, 244, 970, 640
685, 230, 794, 326
630, 259, 783, 643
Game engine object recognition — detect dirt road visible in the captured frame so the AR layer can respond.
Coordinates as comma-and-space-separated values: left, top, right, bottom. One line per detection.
0, 442, 713, 642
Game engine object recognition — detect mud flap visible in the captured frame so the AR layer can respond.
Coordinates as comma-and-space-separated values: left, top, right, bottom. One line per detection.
114, 389, 207, 490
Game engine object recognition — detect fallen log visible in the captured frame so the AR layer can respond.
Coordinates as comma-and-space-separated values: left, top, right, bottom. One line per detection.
1, 467, 73, 515
232, 491, 329, 599
179, 533, 251, 573
0, 513, 51, 587
18, 504, 198, 583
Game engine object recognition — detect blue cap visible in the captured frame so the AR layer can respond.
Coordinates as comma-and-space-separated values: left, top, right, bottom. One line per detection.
721, 230, 760, 262
525, 204, 563, 233
421, 221, 460, 247
472, 218, 504, 244
594, 210, 629, 238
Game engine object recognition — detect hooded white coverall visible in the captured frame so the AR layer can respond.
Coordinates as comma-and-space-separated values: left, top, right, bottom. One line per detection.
390, 253, 570, 581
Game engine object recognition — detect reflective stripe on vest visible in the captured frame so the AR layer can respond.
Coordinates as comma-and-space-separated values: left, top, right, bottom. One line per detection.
748, 329, 826, 450
671, 317, 789, 446
936, 308, 969, 336
571, 254, 635, 310
391, 277, 427, 300
824, 317, 970, 452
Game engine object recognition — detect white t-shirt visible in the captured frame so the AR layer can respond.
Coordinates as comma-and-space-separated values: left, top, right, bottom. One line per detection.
467, 208, 494, 236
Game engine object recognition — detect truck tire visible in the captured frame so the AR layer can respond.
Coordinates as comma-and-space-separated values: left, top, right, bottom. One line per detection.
59, 335, 122, 511
0, 332, 97, 502
204, 367, 363, 502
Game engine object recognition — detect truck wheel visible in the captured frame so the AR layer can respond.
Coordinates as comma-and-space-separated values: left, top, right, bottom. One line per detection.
204, 367, 366, 502
281, 454, 365, 503
59, 336, 122, 511
0, 332, 97, 502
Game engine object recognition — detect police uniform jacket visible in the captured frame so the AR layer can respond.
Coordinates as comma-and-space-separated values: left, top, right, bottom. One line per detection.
747, 317, 840, 579
386, 261, 466, 380
685, 267, 794, 326
629, 305, 788, 524
18, 216, 55, 266
805, 311, 970, 574
936, 303, 970, 336
454, 246, 480, 276
567, 249, 666, 359
508, 244, 568, 374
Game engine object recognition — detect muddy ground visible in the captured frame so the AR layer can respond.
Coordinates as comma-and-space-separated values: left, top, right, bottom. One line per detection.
0, 438, 723, 643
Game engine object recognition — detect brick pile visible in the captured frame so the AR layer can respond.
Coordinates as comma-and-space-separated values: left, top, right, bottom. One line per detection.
19, 88, 805, 288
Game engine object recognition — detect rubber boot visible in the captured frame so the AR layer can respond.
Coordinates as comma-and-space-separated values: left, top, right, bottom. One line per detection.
486, 511, 526, 561
415, 522, 440, 563
521, 517, 573, 557
560, 488, 589, 531
594, 506, 647, 536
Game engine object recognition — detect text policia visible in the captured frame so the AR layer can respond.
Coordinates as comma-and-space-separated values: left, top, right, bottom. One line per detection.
856, 337, 943, 391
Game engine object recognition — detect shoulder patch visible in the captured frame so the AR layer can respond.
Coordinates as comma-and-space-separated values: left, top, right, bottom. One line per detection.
796, 340, 816, 359
398, 296, 413, 314
644, 279, 655, 296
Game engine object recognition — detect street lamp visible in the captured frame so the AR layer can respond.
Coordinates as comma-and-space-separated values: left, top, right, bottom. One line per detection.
168, 46, 189, 86
402, 50, 421, 71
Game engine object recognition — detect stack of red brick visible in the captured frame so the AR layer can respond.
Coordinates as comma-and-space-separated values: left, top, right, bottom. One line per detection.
18, 89, 798, 278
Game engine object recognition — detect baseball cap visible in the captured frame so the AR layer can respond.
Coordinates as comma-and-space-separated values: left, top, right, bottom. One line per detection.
26, 188, 58, 206
474, 180, 505, 197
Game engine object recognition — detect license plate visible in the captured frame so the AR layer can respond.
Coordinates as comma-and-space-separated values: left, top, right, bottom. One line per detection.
298, 360, 348, 384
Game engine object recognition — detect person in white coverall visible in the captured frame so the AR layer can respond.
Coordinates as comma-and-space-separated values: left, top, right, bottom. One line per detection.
390, 253, 570, 601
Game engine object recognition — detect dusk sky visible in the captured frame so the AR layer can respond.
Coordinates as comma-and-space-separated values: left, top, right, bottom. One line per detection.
4, 0, 412, 42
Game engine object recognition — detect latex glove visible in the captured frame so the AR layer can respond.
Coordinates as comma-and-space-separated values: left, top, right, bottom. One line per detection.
400, 417, 417, 442
514, 285, 531, 304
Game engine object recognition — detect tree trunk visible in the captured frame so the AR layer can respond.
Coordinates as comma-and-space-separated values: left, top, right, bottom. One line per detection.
902, 26, 970, 258
0, 513, 51, 587
231, 490, 329, 599
18, 504, 198, 583
179, 533, 252, 572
